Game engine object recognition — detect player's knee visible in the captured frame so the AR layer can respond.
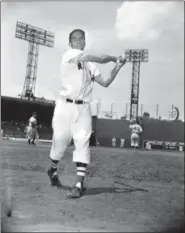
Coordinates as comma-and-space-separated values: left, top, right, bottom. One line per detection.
74, 136, 90, 150
53, 131, 69, 142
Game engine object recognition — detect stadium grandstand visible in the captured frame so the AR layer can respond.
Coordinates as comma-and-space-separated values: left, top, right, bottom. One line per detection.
1, 95, 54, 140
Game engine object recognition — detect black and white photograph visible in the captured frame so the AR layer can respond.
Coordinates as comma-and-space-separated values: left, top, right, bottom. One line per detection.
1, 1, 184, 232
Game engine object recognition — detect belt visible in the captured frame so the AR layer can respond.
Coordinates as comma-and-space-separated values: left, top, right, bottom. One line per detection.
66, 98, 86, 104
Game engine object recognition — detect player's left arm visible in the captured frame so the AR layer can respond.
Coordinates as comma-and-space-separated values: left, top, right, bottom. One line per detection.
94, 57, 126, 87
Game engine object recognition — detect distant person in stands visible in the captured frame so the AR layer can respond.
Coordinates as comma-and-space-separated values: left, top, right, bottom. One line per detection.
129, 118, 143, 150
26, 112, 39, 145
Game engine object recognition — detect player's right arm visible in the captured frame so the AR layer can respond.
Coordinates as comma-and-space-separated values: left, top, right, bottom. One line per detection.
78, 53, 118, 64
64, 49, 125, 65
64, 50, 118, 65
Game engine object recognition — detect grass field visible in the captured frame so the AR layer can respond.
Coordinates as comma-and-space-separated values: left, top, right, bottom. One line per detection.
1, 140, 184, 232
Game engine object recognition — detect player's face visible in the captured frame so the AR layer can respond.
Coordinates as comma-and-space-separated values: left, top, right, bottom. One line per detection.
69, 31, 86, 51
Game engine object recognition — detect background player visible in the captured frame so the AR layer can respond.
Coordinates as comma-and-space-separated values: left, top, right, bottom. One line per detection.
112, 136, 116, 147
129, 118, 143, 150
47, 28, 127, 198
26, 112, 38, 145
120, 138, 125, 148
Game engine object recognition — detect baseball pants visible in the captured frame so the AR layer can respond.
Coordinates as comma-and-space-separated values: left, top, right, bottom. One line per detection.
27, 126, 38, 140
131, 133, 139, 147
50, 99, 92, 164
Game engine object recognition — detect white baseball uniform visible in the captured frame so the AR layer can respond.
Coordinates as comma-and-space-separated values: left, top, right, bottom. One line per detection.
145, 141, 151, 150
27, 116, 38, 139
50, 48, 100, 164
112, 137, 116, 147
130, 123, 143, 147
120, 138, 125, 148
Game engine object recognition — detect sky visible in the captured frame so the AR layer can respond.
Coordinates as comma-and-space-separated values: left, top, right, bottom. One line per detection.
1, 1, 184, 120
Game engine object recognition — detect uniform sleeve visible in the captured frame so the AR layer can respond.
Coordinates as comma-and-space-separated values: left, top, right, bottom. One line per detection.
29, 117, 33, 122
62, 49, 84, 64
139, 125, 143, 132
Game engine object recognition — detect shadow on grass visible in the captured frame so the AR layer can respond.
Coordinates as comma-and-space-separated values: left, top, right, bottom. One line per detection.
51, 178, 149, 196
83, 180, 149, 196
83, 186, 147, 196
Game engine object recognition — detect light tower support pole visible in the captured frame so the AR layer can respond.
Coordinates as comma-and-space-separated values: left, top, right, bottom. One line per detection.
125, 49, 149, 120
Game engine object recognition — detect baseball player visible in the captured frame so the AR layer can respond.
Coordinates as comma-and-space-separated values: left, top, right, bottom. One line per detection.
145, 141, 151, 150
129, 119, 143, 150
47, 29, 127, 198
120, 138, 125, 148
26, 112, 38, 145
112, 136, 116, 147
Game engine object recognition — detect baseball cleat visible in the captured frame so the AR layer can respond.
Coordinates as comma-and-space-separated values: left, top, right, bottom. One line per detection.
67, 182, 86, 199
47, 168, 59, 187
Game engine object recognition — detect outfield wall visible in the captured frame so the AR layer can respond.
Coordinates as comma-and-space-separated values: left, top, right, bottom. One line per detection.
141, 118, 184, 142
96, 118, 184, 147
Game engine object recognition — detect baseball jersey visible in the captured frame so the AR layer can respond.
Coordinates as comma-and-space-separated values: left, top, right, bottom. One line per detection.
129, 124, 143, 134
60, 49, 100, 102
112, 138, 116, 143
29, 117, 37, 127
121, 138, 125, 143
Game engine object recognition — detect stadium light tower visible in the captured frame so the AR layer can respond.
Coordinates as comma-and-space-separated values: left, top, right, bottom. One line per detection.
15, 22, 55, 100
125, 49, 149, 120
